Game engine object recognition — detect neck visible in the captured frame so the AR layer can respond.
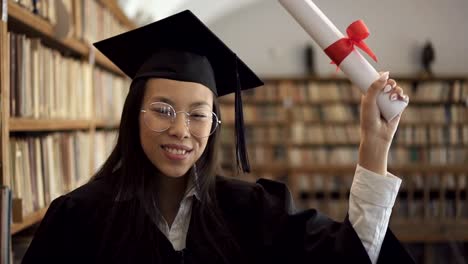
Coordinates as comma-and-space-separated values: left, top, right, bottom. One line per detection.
157, 174, 189, 226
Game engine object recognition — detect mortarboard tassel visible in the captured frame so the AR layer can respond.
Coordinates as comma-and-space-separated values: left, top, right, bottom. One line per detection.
234, 56, 250, 173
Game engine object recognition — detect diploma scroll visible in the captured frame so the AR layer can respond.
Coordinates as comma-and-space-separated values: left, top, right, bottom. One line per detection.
279, 0, 408, 121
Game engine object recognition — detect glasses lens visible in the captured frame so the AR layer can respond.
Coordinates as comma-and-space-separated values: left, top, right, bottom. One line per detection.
143, 102, 175, 132
188, 109, 220, 138
142, 103, 220, 137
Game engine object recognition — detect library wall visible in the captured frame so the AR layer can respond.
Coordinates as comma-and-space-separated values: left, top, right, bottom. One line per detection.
209, 0, 468, 76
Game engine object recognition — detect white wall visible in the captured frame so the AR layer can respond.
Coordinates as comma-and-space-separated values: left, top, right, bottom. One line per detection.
209, 0, 468, 77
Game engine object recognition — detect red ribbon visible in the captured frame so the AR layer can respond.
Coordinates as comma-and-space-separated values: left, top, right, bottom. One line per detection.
324, 20, 377, 70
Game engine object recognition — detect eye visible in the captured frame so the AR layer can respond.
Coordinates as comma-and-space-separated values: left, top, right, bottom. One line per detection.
190, 109, 211, 120
149, 103, 174, 117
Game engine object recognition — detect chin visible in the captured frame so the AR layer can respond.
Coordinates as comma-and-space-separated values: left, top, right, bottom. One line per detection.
157, 165, 191, 178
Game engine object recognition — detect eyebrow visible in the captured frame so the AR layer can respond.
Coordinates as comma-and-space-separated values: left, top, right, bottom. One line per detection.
149, 96, 211, 108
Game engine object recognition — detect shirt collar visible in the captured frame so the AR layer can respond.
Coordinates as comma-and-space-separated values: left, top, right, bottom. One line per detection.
183, 173, 200, 201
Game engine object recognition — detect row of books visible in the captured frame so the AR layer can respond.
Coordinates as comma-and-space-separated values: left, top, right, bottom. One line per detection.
220, 79, 468, 103
221, 104, 358, 123
71, 0, 127, 43
294, 172, 468, 219
290, 124, 360, 145
220, 105, 288, 124
93, 130, 118, 172
9, 32, 92, 119
8, 131, 116, 220
405, 242, 467, 264
395, 125, 468, 145
221, 146, 468, 166
221, 126, 290, 144
12, 0, 127, 43
390, 146, 467, 165
294, 173, 465, 192
296, 196, 468, 221
13, 0, 57, 23
289, 105, 357, 122
93, 68, 130, 121
402, 105, 467, 124
288, 147, 358, 166
220, 104, 467, 124
9, 32, 129, 120
222, 124, 468, 146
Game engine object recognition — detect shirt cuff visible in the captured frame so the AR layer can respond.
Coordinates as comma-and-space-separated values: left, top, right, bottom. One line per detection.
350, 164, 402, 208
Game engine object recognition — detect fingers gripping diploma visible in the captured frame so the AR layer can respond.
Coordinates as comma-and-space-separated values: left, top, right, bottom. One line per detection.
359, 72, 409, 175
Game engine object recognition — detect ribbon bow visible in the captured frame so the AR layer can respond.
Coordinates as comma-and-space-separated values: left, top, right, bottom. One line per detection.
324, 20, 377, 70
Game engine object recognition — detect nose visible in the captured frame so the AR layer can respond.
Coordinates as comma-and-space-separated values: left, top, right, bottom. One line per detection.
167, 112, 190, 140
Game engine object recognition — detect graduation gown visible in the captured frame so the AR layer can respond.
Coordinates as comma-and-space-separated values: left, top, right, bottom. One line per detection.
22, 175, 414, 263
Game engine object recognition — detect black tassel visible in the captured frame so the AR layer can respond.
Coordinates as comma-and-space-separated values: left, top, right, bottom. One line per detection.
234, 56, 250, 173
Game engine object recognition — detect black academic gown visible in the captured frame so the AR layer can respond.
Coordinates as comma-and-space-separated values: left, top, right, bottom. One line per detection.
22, 175, 414, 264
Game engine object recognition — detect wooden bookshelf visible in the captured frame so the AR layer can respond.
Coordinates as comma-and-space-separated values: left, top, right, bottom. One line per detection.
96, 0, 136, 29
94, 119, 120, 130
9, 118, 93, 132
0, 0, 133, 245
261, 75, 468, 83
223, 121, 467, 126
220, 75, 468, 255
11, 207, 48, 235
391, 220, 468, 242
7, 0, 124, 76
220, 98, 468, 106
224, 142, 468, 148
223, 164, 468, 175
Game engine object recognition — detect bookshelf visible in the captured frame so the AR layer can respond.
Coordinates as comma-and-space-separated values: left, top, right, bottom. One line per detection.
6, 1, 123, 76
11, 207, 47, 235
219, 76, 468, 262
0, 0, 132, 255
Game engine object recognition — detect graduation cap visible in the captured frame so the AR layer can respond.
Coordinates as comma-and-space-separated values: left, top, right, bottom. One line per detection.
93, 10, 263, 173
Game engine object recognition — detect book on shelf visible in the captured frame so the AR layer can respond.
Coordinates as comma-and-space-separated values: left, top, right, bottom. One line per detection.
9, 32, 93, 119
93, 67, 130, 122
8, 31, 130, 121
93, 130, 118, 172
9, 132, 92, 221
1, 187, 12, 264
8, 130, 117, 223
11, 0, 129, 43
293, 172, 468, 221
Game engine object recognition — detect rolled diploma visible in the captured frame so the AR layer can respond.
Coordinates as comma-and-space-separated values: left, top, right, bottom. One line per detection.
279, 0, 408, 121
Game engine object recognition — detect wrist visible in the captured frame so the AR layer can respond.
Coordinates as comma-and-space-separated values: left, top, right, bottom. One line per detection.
358, 139, 390, 176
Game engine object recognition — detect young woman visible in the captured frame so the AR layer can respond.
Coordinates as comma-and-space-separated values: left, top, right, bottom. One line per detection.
23, 10, 413, 264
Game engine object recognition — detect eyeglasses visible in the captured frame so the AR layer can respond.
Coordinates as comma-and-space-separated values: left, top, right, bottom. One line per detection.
140, 102, 221, 138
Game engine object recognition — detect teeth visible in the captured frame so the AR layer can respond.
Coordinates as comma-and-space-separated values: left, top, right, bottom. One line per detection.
164, 146, 187, 155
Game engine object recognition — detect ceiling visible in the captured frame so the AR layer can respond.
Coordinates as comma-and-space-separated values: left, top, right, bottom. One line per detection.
118, 0, 263, 26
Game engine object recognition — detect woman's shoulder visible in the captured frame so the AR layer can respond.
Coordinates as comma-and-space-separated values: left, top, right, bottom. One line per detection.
215, 175, 289, 195
43, 177, 116, 217
215, 175, 295, 213
65, 177, 114, 203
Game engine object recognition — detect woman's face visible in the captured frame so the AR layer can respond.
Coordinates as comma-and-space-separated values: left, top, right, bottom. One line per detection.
139, 78, 214, 178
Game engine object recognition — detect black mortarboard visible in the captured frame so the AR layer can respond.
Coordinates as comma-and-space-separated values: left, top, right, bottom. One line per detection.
93, 10, 263, 173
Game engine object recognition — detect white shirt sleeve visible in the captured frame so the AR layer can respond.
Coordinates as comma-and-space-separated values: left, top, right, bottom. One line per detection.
348, 164, 402, 264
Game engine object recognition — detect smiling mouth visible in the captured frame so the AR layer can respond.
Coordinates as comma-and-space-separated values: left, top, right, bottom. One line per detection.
161, 145, 193, 156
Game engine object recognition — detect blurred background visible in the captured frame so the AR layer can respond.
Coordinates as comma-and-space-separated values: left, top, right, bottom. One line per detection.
1, 0, 467, 263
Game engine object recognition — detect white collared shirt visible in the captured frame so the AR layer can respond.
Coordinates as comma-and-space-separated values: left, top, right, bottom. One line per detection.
156, 164, 401, 263
156, 183, 199, 251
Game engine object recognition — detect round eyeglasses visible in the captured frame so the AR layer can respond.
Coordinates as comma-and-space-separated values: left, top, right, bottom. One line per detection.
140, 102, 221, 138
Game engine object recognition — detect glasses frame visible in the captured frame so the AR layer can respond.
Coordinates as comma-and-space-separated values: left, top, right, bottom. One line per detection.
140, 101, 222, 138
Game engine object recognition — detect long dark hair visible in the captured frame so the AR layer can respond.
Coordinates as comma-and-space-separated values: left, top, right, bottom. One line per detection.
91, 78, 238, 262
